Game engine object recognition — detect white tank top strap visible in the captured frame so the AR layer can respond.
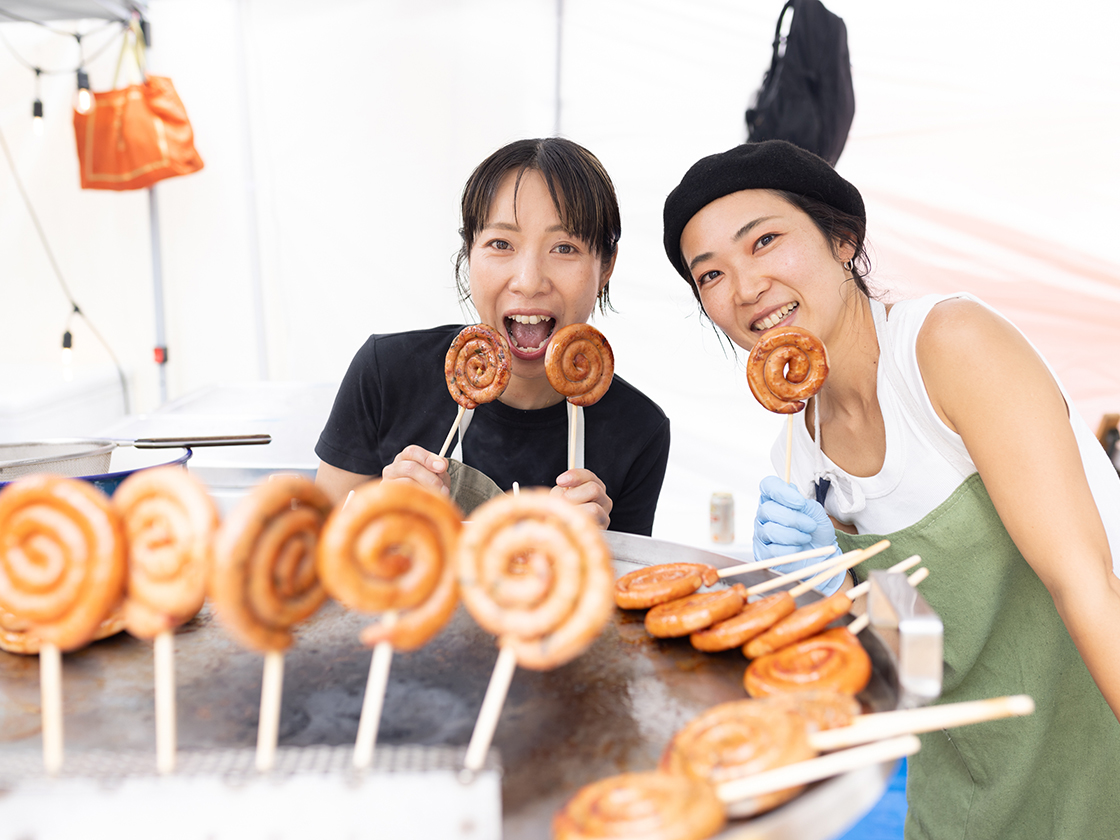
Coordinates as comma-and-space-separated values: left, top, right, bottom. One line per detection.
871, 298, 976, 478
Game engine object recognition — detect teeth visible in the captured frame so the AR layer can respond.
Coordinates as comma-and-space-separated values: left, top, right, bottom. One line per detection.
509, 314, 552, 325
754, 302, 797, 331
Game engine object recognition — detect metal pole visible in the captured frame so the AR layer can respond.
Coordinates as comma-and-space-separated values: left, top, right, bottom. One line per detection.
235, 0, 269, 379
553, 0, 563, 136
148, 185, 168, 405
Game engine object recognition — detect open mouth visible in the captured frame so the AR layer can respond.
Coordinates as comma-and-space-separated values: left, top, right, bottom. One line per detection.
505, 314, 556, 356
752, 302, 798, 331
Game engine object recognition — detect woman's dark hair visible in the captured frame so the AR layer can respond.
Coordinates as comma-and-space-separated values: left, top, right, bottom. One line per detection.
683, 189, 873, 307
454, 138, 621, 313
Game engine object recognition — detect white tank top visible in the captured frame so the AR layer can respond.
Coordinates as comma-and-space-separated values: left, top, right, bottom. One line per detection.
773, 293, 1120, 574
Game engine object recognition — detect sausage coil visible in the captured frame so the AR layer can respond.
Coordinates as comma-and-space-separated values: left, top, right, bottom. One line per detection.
552, 771, 726, 840
112, 466, 219, 639
545, 323, 615, 407
445, 324, 512, 410
661, 698, 814, 817
743, 590, 852, 658
690, 592, 797, 652
0, 474, 126, 651
209, 475, 332, 652
746, 326, 829, 414
644, 585, 746, 638
457, 490, 613, 670
745, 627, 871, 697
615, 562, 720, 610
318, 480, 463, 651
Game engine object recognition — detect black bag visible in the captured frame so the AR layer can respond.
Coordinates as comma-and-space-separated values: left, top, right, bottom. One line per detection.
744, 0, 855, 165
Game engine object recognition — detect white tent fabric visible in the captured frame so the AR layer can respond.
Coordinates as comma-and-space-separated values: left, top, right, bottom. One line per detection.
1, 0, 1117, 546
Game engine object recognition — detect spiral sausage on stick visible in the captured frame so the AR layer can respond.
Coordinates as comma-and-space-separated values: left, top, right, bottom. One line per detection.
458, 489, 612, 670
745, 627, 873, 698
319, 480, 463, 651
644, 585, 747, 638
113, 466, 218, 639
318, 479, 463, 769
209, 475, 331, 653
746, 326, 829, 415
0, 474, 127, 772
209, 474, 333, 772
112, 465, 220, 774
445, 324, 512, 410
439, 324, 512, 459
458, 490, 613, 772
660, 698, 817, 817
552, 771, 726, 840
0, 474, 126, 652
615, 563, 720, 610
545, 323, 615, 408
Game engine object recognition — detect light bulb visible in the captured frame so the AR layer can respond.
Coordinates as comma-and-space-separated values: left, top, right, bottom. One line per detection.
32, 99, 43, 136
75, 69, 91, 114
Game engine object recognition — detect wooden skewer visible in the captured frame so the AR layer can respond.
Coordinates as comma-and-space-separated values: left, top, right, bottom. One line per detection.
844, 556, 922, 601
464, 644, 518, 772
716, 734, 921, 805
715, 545, 836, 579
783, 416, 794, 483
353, 610, 399, 770
847, 566, 928, 636
810, 694, 1035, 752
744, 540, 891, 598
39, 641, 63, 775
255, 650, 285, 772
567, 404, 581, 472
438, 405, 467, 460
154, 630, 176, 774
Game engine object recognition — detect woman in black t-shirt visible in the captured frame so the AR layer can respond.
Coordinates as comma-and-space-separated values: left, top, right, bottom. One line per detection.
315, 138, 669, 535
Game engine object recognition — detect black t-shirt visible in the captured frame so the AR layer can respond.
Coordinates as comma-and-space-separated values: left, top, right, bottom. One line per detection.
315, 325, 671, 536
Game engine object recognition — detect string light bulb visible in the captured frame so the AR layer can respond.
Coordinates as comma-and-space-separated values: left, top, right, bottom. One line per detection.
32, 68, 43, 135
75, 68, 91, 114
61, 330, 73, 379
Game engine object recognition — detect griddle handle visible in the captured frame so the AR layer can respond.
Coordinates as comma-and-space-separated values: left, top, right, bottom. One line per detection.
131, 434, 273, 448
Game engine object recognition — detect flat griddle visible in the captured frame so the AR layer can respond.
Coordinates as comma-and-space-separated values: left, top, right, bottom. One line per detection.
0, 531, 937, 840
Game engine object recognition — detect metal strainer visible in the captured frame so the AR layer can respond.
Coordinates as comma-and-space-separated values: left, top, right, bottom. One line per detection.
0, 435, 271, 480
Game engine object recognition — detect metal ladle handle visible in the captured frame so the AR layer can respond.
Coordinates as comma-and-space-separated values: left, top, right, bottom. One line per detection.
128, 435, 272, 448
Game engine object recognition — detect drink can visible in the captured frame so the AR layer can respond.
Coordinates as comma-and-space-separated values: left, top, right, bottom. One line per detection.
710, 492, 734, 544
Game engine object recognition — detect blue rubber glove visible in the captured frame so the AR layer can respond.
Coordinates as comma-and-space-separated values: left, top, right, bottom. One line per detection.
753, 475, 845, 595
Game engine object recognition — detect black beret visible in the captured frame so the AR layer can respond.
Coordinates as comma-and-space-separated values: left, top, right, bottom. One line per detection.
662, 139, 865, 282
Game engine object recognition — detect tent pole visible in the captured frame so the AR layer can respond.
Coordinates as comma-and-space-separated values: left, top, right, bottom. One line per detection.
553, 0, 563, 136
148, 184, 168, 405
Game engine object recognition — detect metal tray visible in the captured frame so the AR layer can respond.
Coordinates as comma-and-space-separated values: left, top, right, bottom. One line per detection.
0, 531, 938, 840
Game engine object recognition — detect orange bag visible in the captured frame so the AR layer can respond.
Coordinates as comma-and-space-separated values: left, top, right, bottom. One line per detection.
72, 21, 203, 191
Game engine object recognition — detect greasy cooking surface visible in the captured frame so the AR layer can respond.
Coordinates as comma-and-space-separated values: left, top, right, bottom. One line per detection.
0, 534, 900, 839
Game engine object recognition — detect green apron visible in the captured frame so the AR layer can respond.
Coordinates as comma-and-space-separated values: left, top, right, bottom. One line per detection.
838, 472, 1120, 840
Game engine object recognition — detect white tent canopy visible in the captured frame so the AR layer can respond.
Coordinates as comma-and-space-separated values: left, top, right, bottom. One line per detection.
1, 0, 1117, 544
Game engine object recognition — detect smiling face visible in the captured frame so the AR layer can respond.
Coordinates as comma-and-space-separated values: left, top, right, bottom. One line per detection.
679, 189, 855, 353
468, 169, 614, 403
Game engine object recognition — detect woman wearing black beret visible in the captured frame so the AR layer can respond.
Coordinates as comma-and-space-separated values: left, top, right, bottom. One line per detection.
663, 139, 1120, 840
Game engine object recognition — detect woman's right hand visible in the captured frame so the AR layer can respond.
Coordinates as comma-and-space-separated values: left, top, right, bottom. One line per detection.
753, 475, 845, 594
382, 445, 451, 495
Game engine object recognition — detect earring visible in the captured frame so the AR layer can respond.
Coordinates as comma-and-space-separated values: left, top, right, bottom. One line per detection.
843, 259, 854, 272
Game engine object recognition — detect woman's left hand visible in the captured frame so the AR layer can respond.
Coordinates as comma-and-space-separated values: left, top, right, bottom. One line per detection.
552, 469, 613, 529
